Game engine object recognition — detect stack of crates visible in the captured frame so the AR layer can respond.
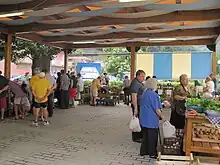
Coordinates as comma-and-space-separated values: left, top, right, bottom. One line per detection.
162, 129, 184, 155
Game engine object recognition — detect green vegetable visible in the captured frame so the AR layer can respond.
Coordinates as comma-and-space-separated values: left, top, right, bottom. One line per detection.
186, 98, 220, 111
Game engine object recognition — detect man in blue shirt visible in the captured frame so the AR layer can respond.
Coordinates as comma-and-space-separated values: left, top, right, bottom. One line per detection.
139, 78, 164, 158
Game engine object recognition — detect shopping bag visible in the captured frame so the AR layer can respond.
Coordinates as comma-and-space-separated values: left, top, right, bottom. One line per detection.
162, 121, 176, 138
129, 117, 141, 132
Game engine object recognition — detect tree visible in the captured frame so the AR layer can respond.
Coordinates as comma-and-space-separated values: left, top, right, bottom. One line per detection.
103, 47, 130, 79
12, 38, 60, 72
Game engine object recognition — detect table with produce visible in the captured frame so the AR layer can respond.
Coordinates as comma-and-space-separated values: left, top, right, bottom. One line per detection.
185, 98, 220, 156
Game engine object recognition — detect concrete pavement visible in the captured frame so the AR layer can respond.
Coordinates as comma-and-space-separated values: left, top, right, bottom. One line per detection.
0, 105, 170, 165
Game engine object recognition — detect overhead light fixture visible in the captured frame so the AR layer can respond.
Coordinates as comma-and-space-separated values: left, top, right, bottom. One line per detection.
73, 41, 95, 44
149, 38, 177, 41
0, 11, 24, 18
119, 0, 146, 2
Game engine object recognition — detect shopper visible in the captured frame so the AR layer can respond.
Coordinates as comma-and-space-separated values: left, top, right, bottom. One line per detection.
139, 78, 164, 158
69, 72, 77, 107
76, 73, 84, 103
0, 73, 9, 120
170, 74, 191, 129
123, 76, 130, 105
29, 68, 40, 113
101, 73, 110, 86
42, 69, 56, 117
32, 72, 51, 126
55, 72, 61, 107
60, 70, 70, 109
9, 81, 30, 119
130, 70, 146, 142
90, 76, 101, 106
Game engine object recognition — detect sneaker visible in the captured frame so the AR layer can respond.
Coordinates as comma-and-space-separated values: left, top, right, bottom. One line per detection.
32, 121, 38, 127
149, 155, 158, 159
44, 121, 50, 126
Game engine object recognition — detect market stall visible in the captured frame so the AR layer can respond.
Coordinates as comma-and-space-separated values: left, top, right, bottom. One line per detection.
185, 98, 220, 156
185, 115, 220, 156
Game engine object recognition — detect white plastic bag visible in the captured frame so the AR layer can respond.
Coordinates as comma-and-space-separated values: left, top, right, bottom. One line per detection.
129, 117, 141, 132
162, 121, 176, 138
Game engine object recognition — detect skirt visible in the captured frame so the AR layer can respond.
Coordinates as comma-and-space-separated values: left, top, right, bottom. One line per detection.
69, 88, 77, 100
170, 109, 186, 129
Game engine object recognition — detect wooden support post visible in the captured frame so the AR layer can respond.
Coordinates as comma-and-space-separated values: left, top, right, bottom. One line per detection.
212, 51, 216, 74
185, 117, 193, 156
4, 34, 12, 79
64, 49, 68, 73
130, 46, 136, 80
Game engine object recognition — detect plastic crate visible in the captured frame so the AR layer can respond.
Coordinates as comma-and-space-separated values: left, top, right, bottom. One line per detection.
162, 129, 184, 155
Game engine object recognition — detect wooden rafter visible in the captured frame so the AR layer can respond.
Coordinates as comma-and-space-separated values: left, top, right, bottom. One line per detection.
40, 27, 219, 42
7, 9, 220, 33
0, 0, 96, 13
60, 38, 215, 48
215, 34, 220, 44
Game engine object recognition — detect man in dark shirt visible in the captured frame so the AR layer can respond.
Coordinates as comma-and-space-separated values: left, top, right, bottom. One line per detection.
0, 74, 9, 120
130, 70, 146, 142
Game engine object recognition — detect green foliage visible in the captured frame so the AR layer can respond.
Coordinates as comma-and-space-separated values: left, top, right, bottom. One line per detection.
187, 98, 220, 111
83, 80, 123, 89
109, 80, 123, 89
104, 55, 130, 80
103, 47, 130, 79
12, 38, 60, 63
84, 80, 92, 86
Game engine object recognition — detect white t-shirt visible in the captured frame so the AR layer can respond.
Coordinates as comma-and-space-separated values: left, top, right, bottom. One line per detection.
206, 81, 215, 93
77, 77, 84, 92
203, 81, 215, 98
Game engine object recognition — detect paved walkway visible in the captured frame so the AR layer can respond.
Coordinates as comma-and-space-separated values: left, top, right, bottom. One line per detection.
0, 105, 170, 165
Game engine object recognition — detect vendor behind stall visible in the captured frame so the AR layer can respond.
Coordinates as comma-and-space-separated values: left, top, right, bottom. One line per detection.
203, 76, 215, 98
170, 74, 191, 129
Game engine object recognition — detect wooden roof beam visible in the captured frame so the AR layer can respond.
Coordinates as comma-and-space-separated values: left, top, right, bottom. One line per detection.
63, 39, 214, 48
41, 27, 219, 42
0, 0, 95, 13
16, 33, 64, 49
8, 9, 220, 33
215, 34, 220, 44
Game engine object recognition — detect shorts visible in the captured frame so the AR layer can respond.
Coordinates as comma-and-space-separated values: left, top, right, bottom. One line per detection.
14, 97, 30, 107
0, 97, 7, 109
90, 89, 98, 97
33, 101, 48, 109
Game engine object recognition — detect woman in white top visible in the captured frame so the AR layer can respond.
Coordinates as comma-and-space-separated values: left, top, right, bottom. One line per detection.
203, 76, 215, 98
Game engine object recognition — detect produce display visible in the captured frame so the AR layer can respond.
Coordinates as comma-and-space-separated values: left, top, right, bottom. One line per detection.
193, 123, 220, 141
186, 98, 220, 112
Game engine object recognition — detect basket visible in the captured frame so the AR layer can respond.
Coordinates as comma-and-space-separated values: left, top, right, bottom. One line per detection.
162, 129, 184, 155
187, 105, 204, 113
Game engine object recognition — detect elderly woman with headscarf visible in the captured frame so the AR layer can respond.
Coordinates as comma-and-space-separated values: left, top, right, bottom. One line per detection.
170, 74, 191, 129
139, 78, 164, 158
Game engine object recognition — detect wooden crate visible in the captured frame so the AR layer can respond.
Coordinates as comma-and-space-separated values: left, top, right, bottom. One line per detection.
185, 116, 220, 156
156, 152, 194, 165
